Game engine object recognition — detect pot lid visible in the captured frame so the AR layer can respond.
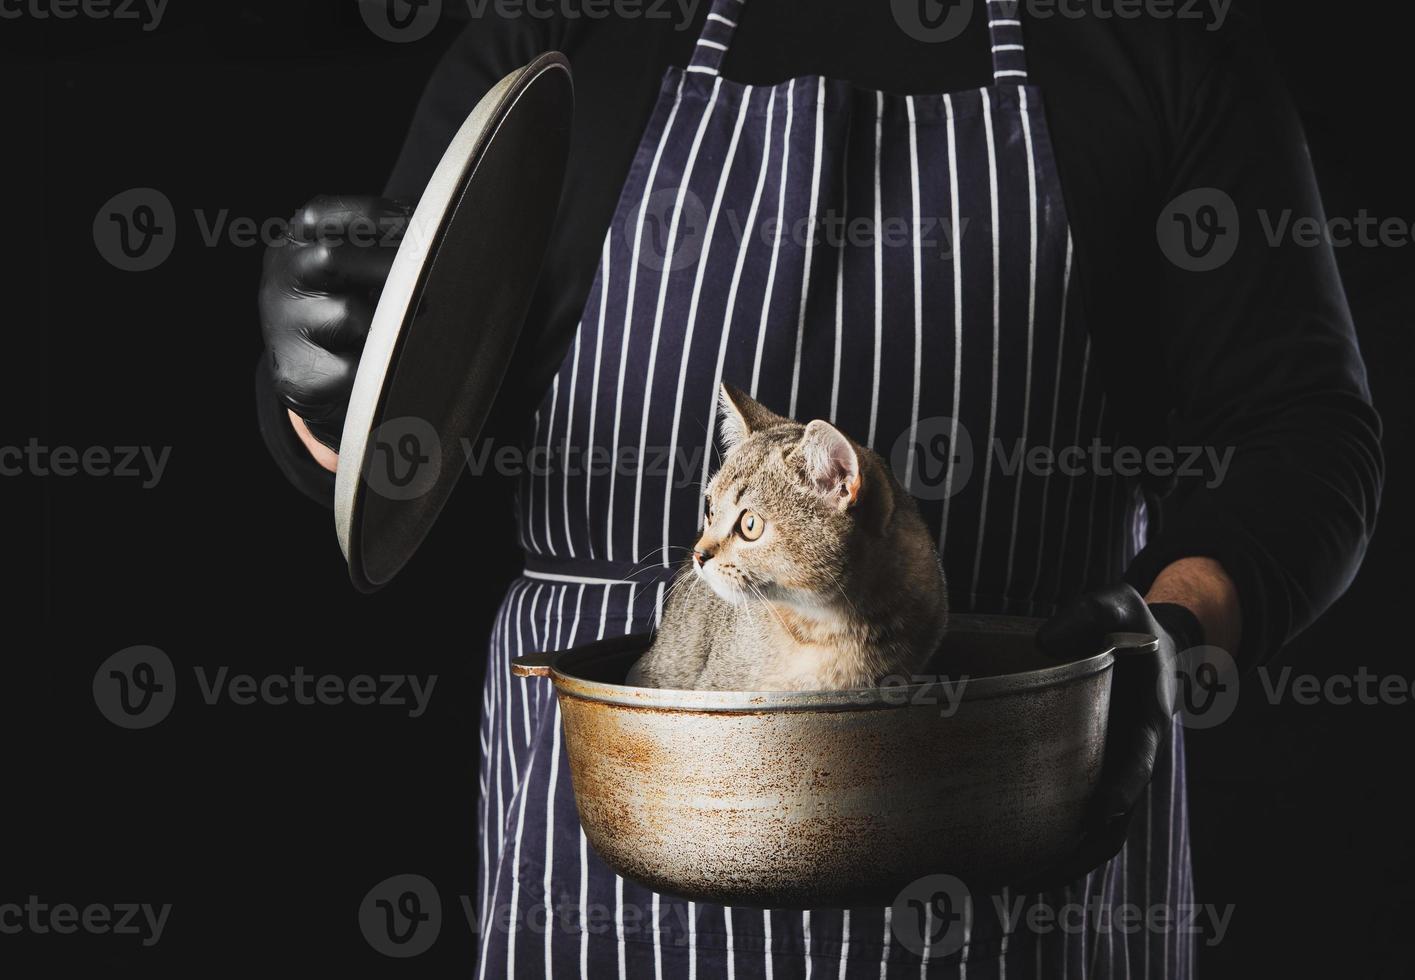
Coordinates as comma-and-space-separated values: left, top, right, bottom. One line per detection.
334, 52, 573, 591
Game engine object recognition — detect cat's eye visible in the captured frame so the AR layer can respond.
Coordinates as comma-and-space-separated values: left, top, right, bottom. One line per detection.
737, 510, 764, 541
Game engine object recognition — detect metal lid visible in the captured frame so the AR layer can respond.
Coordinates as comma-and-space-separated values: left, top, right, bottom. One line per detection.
335, 52, 573, 591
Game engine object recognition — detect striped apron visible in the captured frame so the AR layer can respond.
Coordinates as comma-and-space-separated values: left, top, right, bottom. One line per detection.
477, 1, 1194, 976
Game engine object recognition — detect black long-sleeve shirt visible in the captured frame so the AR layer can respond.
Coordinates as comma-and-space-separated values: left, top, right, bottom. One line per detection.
257, 1, 1383, 668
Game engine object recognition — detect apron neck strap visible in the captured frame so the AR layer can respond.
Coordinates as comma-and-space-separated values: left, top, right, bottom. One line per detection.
687, 0, 744, 76
987, 0, 1031, 85
687, 0, 1031, 86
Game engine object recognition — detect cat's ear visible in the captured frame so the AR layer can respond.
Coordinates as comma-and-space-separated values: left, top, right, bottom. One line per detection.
800, 420, 861, 510
718, 382, 785, 452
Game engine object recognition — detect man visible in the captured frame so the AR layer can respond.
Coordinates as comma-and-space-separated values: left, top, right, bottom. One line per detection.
256, 2, 1381, 975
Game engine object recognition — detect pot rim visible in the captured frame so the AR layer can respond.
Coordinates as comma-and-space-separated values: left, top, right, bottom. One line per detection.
530, 614, 1117, 713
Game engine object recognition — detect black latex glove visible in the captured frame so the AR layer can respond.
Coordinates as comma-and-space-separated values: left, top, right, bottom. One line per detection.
1025, 583, 1204, 889
258, 195, 411, 449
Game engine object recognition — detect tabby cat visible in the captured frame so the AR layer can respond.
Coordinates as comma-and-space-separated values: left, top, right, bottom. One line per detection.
626, 383, 948, 691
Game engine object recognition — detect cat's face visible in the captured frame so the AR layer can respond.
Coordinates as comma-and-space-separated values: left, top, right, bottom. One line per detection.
693, 385, 868, 614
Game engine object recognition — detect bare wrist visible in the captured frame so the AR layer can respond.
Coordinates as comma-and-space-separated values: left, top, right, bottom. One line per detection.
287, 409, 339, 473
1144, 556, 1242, 657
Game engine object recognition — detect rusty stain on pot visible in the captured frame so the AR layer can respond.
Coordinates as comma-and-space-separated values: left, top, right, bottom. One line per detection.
521, 615, 1115, 908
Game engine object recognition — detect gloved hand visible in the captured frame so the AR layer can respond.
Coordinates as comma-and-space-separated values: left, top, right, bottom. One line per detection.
259, 195, 412, 449
1024, 583, 1204, 888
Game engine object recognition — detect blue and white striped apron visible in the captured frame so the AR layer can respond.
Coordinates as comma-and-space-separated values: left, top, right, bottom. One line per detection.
478, 1, 1194, 975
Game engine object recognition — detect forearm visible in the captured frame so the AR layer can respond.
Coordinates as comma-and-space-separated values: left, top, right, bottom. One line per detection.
1144, 556, 1242, 659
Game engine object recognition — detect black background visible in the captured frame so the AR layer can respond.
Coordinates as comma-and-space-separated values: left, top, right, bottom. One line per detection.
13, 0, 1412, 974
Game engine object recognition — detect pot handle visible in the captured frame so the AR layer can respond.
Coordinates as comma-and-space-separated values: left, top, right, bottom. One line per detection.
511, 650, 556, 678
1103, 631, 1161, 658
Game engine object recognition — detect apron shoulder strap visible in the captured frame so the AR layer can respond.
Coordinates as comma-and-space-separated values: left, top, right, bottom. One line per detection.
987, 0, 1031, 84
687, 0, 744, 76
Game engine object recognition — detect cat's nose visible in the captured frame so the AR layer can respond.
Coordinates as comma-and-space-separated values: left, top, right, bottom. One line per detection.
693, 545, 715, 566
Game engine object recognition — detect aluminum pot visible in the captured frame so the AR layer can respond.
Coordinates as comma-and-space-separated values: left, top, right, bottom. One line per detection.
512, 614, 1125, 908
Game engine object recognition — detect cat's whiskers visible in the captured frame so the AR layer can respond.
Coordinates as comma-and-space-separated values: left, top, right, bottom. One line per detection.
615, 546, 697, 589
822, 567, 863, 619
659, 566, 696, 609
745, 579, 794, 637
